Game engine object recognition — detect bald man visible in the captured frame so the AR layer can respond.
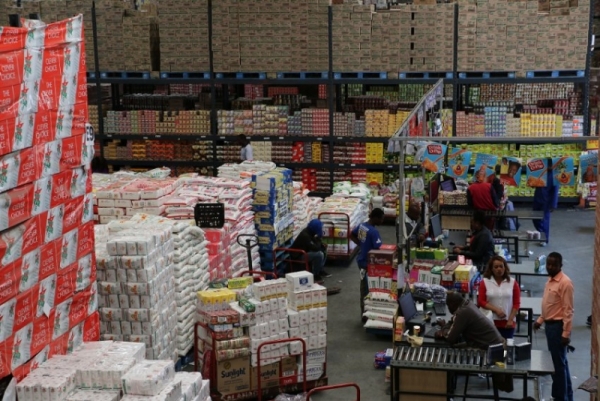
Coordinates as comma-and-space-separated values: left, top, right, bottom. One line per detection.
435, 291, 504, 349
404, 202, 426, 247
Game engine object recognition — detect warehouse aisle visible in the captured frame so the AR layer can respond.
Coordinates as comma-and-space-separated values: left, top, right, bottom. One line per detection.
316, 208, 594, 401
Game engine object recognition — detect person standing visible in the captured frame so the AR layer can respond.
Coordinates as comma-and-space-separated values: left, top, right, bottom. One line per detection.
534, 252, 574, 401
289, 219, 330, 281
533, 169, 559, 246
452, 210, 496, 271
350, 208, 385, 321
404, 202, 426, 247
467, 170, 499, 211
238, 134, 253, 161
478, 256, 521, 339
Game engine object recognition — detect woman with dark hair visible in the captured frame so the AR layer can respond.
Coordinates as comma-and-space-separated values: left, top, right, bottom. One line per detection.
478, 255, 521, 339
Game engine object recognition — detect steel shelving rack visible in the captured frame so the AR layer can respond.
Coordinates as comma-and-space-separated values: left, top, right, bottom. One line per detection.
87, 1, 594, 201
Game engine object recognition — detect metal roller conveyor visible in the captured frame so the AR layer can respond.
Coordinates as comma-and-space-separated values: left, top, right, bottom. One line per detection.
422, 348, 429, 363
409, 348, 418, 361
429, 348, 436, 363
416, 348, 424, 362
436, 348, 444, 364
398, 347, 409, 361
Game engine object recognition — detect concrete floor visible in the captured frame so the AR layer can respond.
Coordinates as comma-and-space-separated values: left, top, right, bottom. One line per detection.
315, 208, 595, 401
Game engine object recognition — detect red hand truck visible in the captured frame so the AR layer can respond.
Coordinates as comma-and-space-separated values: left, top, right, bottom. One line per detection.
257, 338, 307, 401
306, 383, 361, 400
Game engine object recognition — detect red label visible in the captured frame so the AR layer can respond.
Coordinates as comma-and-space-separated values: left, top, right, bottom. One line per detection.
21, 214, 43, 255
76, 221, 94, 260
527, 159, 545, 171
427, 144, 443, 155
89, 253, 97, 283
0, 337, 13, 381
0, 85, 21, 121
367, 264, 393, 279
32, 110, 57, 146
68, 291, 88, 328
50, 170, 72, 208
43, 20, 69, 48
41, 47, 64, 82
17, 147, 42, 187
83, 311, 99, 342
60, 135, 83, 170
0, 27, 27, 52
13, 285, 39, 334
75, 75, 88, 105
0, 50, 24, 89
4, 184, 33, 230
0, 118, 16, 156
62, 196, 83, 234
38, 239, 60, 280
37, 77, 62, 112
54, 263, 76, 305
0, 260, 21, 305
31, 313, 54, 355
48, 332, 68, 358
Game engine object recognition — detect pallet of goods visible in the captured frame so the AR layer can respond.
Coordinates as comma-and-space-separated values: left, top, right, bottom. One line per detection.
16, 341, 210, 401
0, 15, 98, 382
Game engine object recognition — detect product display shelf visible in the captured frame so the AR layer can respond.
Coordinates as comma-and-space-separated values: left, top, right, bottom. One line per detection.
84, 0, 594, 199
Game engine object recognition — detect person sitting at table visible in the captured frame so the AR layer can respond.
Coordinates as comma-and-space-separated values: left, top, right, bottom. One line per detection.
435, 291, 505, 349
404, 201, 426, 247
478, 256, 521, 339
452, 210, 495, 271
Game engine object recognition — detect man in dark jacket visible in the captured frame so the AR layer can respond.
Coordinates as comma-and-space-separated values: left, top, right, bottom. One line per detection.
289, 219, 330, 280
435, 291, 505, 349
452, 210, 495, 271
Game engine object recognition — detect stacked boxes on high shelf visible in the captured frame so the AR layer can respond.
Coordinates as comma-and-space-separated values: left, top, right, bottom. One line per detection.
457, 0, 588, 74
0, 16, 98, 381
196, 272, 327, 398
159, 0, 210, 72
252, 169, 295, 275
212, 0, 328, 72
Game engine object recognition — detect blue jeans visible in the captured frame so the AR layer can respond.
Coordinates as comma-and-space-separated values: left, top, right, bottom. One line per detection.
497, 327, 515, 339
533, 209, 551, 243
545, 322, 573, 401
307, 251, 325, 276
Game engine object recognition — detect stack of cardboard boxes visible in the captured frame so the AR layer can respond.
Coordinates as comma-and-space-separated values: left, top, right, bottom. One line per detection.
458, 0, 588, 73
159, 0, 209, 72
122, 8, 160, 72
196, 273, 327, 398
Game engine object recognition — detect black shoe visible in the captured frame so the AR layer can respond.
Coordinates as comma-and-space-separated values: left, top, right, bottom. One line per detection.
314, 274, 324, 284
361, 316, 368, 324
320, 270, 332, 278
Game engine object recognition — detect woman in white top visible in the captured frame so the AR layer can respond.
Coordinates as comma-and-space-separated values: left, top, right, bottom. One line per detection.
477, 255, 521, 339
238, 134, 253, 161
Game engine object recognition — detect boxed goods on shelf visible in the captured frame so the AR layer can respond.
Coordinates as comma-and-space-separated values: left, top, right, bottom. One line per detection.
159, 0, 210, 72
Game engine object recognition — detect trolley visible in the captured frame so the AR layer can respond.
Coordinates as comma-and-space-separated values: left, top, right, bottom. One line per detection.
306, 383, 361, 400
257, 338, 307, 401
272, 247, 311, 277
237, 234, 259, 272
318, 212, 358, 262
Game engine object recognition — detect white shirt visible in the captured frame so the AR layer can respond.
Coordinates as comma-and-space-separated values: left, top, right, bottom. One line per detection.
482, 276, 515, 320
241, 144, 253, 161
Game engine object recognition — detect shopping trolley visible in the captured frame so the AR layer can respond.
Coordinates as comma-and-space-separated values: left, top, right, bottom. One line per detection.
306, 383, 361, 400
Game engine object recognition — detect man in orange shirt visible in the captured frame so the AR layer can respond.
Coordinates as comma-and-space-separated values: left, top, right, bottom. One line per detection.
534, 252, 574, 401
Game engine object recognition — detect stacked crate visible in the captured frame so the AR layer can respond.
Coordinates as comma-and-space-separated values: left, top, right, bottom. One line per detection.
159, 0, 209, 72
122, 8, 160, 72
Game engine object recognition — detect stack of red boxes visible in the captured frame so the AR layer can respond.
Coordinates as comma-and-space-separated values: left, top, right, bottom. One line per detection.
244, 84, 263, 99
367, 245, 399, 299
204, 227, 233, 280
267, 87, 299, 97
318, 85, 327, 99
311, 109, 329, 137
0, 15, 99, 381
301, 169, 317, 191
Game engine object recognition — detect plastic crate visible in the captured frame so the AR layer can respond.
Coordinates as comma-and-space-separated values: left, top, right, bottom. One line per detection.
194, 202, 225, 228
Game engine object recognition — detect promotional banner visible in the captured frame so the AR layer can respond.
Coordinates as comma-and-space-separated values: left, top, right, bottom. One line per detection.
420, 143, 447, 173
499, 157, 522, 187
580, 151, 598, 184
473, 154, 498, 182
552, 156, 575, 186
525, 158, 549, 187
447, 148, 471, 180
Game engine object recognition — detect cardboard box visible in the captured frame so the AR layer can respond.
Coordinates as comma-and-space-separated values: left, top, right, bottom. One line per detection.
251, 362, 279, 390
216, 356, 251, 395
368, 248, 398, 266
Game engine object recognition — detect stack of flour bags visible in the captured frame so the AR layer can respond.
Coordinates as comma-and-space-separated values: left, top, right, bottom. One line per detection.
292, 181, 323, 239
217, 161, 276, 180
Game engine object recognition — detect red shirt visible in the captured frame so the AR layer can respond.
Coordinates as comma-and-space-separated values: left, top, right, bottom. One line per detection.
468, 182, 498, 211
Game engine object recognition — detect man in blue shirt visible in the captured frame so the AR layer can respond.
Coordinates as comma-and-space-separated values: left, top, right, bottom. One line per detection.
350, 208, 385, 321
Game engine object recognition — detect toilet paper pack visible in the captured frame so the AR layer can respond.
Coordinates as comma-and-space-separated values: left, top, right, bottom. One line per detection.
122, 360, 176, 396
